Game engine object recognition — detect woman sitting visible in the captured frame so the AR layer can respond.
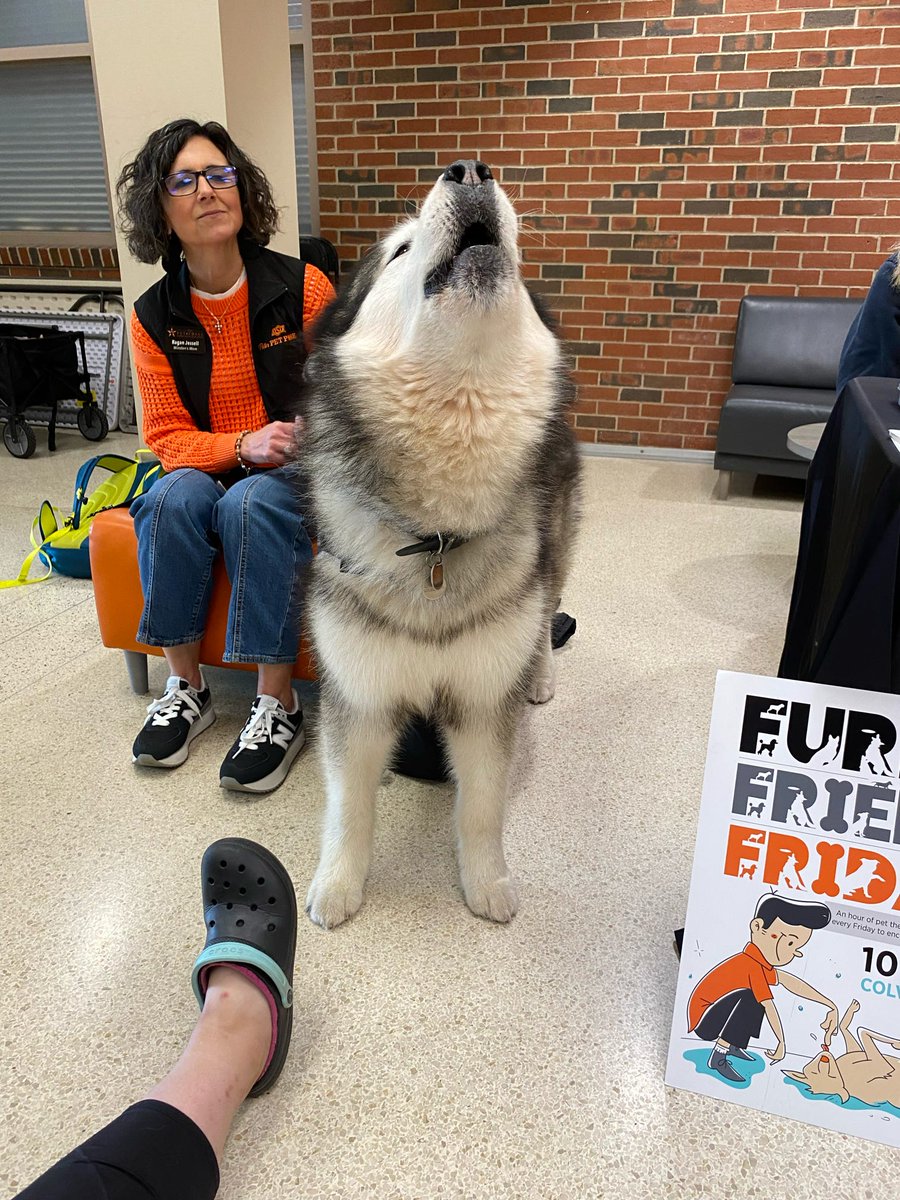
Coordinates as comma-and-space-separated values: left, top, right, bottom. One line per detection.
117, 118, 334, 794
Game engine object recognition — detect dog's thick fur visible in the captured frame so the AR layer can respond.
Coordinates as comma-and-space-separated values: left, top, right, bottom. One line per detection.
298, 160, 581, 927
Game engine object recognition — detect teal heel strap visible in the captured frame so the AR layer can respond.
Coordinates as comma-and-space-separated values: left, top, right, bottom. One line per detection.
191, 941, 293, 1010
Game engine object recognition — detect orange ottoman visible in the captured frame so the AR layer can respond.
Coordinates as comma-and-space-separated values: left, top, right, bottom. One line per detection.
90, 506, 316, 693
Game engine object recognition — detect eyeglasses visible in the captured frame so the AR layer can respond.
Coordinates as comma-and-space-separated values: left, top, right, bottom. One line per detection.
162, 166, 238, 196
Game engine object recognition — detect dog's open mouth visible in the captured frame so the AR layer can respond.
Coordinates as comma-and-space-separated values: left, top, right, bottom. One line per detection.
424, 221, 500, 297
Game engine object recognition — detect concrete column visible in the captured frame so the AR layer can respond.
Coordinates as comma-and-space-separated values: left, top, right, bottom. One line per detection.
86, 0, 298, 431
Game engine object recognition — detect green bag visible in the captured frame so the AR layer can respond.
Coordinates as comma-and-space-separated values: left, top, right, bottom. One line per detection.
1, 451, 162, 588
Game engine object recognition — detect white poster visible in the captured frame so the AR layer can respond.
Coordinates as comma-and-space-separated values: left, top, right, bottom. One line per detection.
667, 671, 900, 1148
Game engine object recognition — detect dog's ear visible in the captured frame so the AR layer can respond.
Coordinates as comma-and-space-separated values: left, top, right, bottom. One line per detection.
782, 1070, 807, 1083
313, 249, 383, 340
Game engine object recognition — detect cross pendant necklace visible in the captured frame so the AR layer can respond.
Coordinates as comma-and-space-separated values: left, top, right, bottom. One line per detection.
197, 292, 240, 335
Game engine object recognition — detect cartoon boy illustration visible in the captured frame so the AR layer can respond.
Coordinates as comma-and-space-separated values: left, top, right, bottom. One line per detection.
687, 893, 838, 1082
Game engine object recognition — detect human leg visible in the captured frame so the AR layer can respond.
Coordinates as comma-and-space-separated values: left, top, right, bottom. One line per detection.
215, 470, 311, 793
694, 991, 764, 1081
257, 662, 296, 710
132, 670, 216, 768
131, 468, 222, 650
163, 640, 204, 691
13, 838, 297, 1200
695, 990, 765, 1052
130, 470, 222, 767
148, 965, 271, 1159
712, 990, 766, 1052
212, 468, 311, 667
218, 687, 306, 794
14, 1100, 221, 1200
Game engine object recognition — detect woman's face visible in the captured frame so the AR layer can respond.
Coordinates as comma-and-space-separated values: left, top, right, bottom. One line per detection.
161, 135, 244, 256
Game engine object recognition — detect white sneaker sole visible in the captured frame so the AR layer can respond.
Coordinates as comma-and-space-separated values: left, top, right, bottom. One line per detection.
219, 727, 306, 794
133, 707, 217, 769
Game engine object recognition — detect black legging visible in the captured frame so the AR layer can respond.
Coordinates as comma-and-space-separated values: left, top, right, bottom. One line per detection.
13, 1101, 219, 1200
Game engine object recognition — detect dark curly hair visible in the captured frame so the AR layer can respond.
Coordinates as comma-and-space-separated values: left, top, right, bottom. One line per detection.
116, 118, 280, 265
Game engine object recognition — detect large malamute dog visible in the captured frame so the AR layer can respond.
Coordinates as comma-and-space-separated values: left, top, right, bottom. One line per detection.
300, 159, 580, 928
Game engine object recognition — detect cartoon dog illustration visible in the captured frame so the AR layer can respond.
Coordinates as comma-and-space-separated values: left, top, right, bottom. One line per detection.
861, 731, 892, 777
778, 852, 806, 892
808, 734, 841, 769
785, 999, 900, 1108
785, 787, 814, 829
843, 857, 886, 901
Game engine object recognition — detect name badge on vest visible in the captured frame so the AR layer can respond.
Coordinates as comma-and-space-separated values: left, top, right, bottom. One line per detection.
167, 326, 203, 354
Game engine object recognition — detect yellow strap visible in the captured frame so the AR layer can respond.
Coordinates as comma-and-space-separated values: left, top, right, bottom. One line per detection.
0, 545, 52, 588
0, 507, 67, 588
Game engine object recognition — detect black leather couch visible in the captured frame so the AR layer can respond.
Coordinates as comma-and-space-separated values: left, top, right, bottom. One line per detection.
714, 294, 861, 489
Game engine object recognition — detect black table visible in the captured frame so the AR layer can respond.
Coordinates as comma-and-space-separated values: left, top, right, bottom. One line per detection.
780, 376, 900, 691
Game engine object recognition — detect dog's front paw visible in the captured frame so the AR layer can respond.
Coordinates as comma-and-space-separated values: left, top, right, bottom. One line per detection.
529, 675, 555, 704
462, 874, 519, 923
306, 868, 365, 929
528, 659, 556, 704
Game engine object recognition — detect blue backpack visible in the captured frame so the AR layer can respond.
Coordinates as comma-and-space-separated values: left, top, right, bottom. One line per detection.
1, 452, 162, 587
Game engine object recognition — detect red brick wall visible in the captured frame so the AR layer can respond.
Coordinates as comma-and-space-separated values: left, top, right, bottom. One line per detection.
0, 244, 120, 283
310, 0, 900, 451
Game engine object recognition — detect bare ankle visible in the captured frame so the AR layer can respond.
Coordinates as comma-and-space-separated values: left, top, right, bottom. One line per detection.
203, 968, 272, 1048
206, 962, 270, 1001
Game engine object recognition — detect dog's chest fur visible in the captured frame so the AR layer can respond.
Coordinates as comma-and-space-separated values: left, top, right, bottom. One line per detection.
330, 317, 559, 534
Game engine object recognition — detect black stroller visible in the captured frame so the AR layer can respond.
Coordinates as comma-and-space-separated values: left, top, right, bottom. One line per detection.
0, 322, 109, 458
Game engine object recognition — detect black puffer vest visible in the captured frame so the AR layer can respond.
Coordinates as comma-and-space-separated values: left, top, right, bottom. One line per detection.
133, 237, 306, 431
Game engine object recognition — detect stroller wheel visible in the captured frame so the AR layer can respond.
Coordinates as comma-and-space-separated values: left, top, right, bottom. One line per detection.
77, 405, 109, 441
3, 419, 36, 459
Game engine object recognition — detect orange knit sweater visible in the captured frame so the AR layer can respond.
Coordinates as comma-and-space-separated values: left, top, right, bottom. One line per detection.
131, 262, 335, 473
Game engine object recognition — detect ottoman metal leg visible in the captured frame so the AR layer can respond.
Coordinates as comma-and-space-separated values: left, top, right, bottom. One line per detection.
124, 650, 149, 695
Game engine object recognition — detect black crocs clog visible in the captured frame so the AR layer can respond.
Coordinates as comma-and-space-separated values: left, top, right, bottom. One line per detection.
191, 838, 297, 1097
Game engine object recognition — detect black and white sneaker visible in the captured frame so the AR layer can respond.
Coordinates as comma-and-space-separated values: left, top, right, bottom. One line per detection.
132, 675, 216, 768
219, 691, 305, 794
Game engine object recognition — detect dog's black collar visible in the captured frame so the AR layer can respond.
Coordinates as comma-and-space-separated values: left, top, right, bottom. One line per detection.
325, 530, 469, 575
395, 532, 468, 558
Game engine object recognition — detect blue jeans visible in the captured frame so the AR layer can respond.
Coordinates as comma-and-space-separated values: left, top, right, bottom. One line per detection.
130, 467, 312, 665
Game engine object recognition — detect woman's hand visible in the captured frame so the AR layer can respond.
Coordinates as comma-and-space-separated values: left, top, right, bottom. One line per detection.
240, 420, 302, 467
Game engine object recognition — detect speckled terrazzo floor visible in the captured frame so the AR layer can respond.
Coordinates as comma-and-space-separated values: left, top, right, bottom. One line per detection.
2, 432, 898, 1198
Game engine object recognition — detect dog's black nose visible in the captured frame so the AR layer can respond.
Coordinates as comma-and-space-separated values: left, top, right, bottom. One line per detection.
442, 160, 493, 187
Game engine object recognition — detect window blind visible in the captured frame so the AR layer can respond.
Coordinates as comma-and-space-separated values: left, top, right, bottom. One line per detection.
0, 58, 112, 231
290, 44, 312, 235
0, 0, 88, 49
